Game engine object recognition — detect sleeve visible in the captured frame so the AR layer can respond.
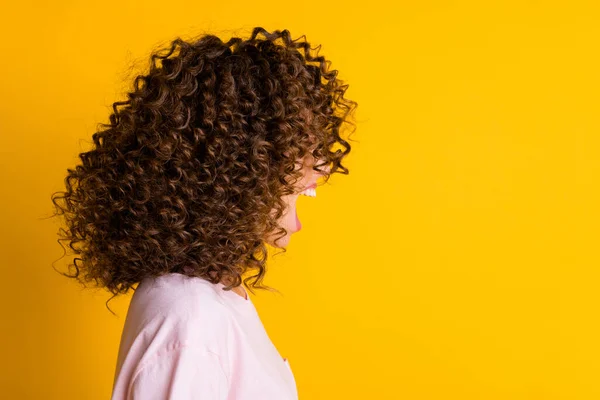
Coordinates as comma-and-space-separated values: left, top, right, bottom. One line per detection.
128, 346, 230, 400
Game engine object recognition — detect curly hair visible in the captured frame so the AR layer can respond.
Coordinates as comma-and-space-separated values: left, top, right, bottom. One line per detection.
48, 27, 358, 314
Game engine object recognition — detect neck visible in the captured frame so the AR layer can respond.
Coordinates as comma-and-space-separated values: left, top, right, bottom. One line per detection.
220, 276, 247, 300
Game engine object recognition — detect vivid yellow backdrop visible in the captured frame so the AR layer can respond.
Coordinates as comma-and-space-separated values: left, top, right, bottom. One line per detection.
1, 1, 598, 399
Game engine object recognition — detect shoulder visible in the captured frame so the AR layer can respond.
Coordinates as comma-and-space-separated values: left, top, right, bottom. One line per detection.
127, 273, 233, 348
134, 273, 228, 316
114, 274, 236, 399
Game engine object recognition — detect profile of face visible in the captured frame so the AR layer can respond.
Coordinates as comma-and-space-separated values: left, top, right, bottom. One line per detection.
264, 153, 329, 248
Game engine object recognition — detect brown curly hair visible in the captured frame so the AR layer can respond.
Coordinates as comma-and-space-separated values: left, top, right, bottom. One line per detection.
48, 27, 358, 315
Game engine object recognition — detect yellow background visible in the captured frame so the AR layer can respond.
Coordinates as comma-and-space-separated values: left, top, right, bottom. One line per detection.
1, 1, 598, 399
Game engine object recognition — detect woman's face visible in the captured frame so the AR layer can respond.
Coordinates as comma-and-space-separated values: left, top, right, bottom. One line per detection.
264, 153, 329, 248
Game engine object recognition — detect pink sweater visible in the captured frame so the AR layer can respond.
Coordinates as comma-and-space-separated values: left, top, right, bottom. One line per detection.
111, 272, 298, 399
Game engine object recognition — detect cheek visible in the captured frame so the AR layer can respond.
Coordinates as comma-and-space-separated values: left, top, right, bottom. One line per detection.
276, 194, 298, 217
285, 195, 299, 210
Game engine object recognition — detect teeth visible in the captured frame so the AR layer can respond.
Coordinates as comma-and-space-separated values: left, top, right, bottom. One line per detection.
300, 188, 316, 197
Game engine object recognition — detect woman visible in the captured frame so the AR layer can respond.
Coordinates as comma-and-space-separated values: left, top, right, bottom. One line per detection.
50, 27, 357, 399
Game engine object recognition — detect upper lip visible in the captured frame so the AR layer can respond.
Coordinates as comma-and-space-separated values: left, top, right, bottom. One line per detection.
304, 183, 317, 190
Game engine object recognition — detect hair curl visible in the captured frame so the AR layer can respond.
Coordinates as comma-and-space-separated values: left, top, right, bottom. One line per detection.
47, 27, 358, 314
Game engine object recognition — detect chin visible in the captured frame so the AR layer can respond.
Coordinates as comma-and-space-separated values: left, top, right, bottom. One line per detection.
266, 228, 295, 248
